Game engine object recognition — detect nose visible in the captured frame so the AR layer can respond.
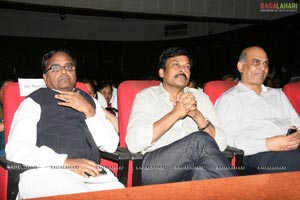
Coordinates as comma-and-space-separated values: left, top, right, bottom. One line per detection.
60, 66, 67, 74
179, 64, 189, 71
260, 63, 268, 72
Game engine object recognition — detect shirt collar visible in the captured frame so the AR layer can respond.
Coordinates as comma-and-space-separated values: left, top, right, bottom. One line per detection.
237, 81, 269, 95
50, 87, 76, 93
158, 82, 190, 100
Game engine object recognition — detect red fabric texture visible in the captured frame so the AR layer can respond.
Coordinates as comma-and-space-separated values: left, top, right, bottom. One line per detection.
117, 80, 160, 147
204, 80, 237, 105
283, 82, 300, 115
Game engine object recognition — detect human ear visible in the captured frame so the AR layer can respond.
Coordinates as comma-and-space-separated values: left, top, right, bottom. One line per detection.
159, 68, 164, 78
237, 62, 244, 73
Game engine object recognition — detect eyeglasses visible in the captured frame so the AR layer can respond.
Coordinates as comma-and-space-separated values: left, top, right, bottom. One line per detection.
248, 59, 269, 67
44, 63, 76, 73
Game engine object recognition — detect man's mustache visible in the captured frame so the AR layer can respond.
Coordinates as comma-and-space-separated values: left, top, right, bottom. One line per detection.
175, 73, 187, 80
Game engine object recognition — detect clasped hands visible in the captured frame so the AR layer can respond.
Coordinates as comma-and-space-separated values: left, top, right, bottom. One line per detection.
174, 92, 199, 119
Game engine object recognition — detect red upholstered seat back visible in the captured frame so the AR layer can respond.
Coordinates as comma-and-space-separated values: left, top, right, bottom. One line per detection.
0, 81, 88, 200
283, 82, 300, 115
118, 80, 160, 147
204, 80, 237, 104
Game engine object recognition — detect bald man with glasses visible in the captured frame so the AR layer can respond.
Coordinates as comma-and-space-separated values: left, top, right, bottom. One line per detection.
215, 46, 300, 175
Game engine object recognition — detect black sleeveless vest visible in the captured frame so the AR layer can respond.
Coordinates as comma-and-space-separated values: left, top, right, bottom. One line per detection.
28, 87, 100, 163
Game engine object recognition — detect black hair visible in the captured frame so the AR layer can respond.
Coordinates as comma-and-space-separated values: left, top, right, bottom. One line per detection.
97, 81, 113, 92
0, 75, 16, 88
78, 77, 97, 94
158, 47, 193, 70
222, 74, 235, 81
41, 48, 77, 73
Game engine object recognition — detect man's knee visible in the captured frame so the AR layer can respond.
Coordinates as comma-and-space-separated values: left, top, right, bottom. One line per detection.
188, 131, 217, 147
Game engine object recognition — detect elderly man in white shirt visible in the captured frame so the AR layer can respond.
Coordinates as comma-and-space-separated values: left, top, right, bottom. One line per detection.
215, 46, 300, 175
5, 49, 124, 199
126, 47, 236, 185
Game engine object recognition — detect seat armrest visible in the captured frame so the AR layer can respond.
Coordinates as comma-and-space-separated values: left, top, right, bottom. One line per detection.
101, 148, 144, 186
130, 152, 144, 160
100, 146, 131, 161
225, 146, 244, 157
0, 156, 22, 200
223, 146, 245, 175
0, 156, 24, 172
129, 152, 144, 186
100, 147, 131, 186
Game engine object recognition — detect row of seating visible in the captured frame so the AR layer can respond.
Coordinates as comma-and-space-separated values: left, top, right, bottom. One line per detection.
0, 80, 299, 200
102, 80, 300, 188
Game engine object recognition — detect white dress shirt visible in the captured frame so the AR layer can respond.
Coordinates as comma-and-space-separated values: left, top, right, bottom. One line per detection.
110, 86, 118, 110
97, 91, 108, 108
5, 91, 119, 168
126, 83, 227, 154
215, 82, 300, 156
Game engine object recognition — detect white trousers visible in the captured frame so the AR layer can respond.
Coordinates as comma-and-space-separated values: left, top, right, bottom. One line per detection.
18, 167, 125, 199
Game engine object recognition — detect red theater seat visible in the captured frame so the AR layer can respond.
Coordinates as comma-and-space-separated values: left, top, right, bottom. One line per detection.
283, 82, 300, 115
204, 80, 237, 104
0, 81, 93, 200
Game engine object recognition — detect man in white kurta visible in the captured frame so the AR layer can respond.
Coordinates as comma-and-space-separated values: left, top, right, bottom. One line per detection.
5, 49, 124, 199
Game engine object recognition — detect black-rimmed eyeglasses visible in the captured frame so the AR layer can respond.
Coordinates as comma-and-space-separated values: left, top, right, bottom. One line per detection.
44, 63, 76, 73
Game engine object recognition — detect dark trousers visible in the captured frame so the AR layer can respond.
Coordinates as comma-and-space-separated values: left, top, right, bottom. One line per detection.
141, 131, 237, 185
244, 150, 300, 175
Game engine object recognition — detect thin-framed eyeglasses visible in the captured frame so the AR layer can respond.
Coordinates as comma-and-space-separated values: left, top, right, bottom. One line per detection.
248, 59, 269, 67
44, 63, 76, 73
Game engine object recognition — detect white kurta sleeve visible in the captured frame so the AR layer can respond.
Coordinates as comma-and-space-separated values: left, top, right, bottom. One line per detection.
85, 98, 119, 153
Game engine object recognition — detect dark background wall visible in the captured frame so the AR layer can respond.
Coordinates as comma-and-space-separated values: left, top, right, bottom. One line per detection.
0, 13, 299, 86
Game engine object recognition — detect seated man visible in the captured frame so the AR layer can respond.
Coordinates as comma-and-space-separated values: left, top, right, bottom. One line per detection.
215, 46, 300, 175
126, 47, 236, 185
5, 49, 124, 199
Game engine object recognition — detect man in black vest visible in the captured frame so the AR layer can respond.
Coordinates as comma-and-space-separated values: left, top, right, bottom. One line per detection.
5, 49, 124, 199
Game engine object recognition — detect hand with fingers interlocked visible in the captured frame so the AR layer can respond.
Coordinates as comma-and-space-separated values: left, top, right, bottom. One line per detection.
174, 92, 199, 119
